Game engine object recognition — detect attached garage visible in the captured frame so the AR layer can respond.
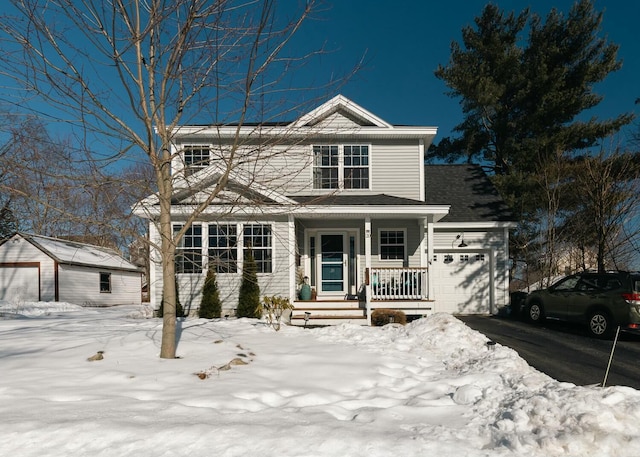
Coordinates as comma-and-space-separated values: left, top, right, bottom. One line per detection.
432, 251, 492, 314
0, 233, 142, 306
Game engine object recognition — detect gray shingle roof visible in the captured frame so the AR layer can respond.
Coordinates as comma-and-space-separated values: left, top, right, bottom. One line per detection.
425, 164, 514, 222
291, 194, 427, 206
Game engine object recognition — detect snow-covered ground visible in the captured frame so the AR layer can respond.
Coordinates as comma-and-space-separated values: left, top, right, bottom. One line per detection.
1, 301, 640, 457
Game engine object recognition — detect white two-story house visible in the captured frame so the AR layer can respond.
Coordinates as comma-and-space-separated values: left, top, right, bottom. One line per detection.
136, 95, 515, 324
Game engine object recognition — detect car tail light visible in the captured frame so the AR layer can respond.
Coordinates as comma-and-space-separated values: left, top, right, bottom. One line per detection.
622, 293, 640, 305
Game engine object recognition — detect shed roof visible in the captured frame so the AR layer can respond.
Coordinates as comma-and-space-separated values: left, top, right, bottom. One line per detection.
10, 233, 142, 272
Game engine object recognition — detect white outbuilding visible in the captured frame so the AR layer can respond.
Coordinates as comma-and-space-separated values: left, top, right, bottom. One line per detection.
0, 233, 142, 305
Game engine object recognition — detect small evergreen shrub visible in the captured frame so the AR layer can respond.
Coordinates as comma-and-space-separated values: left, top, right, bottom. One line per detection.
199, 268, 222, 318
156, 278, 184, 318
237, 247, 261, 318
371, 308, 407, 326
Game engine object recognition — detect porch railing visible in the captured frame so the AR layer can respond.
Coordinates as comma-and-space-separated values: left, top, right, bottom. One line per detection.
368, 267, 428, 300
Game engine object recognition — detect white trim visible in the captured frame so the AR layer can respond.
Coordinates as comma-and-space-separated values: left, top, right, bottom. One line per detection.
435, 221, 518, 229
378, 228, 407, 262
310, 143, 373, 191
292, 95, 393, 129
419, 139, 425, 202
365, 218, 372, 326
288, 215, 296, 303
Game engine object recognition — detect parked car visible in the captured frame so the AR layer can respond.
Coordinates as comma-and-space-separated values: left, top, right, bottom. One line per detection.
523, 271, 640, 338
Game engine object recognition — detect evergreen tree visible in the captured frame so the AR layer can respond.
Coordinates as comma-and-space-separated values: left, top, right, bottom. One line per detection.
199, 268, 222, 318
0, 200, 17, 239
158, 278, 184, 318
237, 247, 261, 318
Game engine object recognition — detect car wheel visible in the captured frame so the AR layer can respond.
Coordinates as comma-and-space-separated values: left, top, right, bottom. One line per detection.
588, 311, 613, 339
527, 301, 544, 323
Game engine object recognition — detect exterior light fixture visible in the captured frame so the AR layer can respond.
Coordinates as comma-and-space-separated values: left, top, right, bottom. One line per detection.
452, 233, 468, 248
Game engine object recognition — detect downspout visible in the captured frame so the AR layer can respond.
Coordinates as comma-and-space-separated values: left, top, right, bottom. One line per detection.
54, 261, 59, 301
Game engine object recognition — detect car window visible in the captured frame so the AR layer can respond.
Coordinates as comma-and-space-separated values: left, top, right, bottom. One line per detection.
632, 276, 640, 293
602, 278, 622, 291
576, 277, 600, 291
552, 275, 580, 291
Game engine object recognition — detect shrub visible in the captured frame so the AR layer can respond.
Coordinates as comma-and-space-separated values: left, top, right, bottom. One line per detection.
199, 268, 222, 318
237, 247, 261, 318
262, 295, 294, 330
371, 308, 407, 326
157, 278, 184, 318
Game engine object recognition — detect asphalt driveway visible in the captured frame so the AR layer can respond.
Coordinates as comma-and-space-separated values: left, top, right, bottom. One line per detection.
458, 314, 640, 389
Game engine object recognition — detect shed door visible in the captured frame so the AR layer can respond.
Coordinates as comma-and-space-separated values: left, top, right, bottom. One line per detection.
0, 265, 40, 302
433, 252, 490, 314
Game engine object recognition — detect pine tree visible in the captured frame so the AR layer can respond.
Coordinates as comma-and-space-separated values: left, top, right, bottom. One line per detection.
237, 247, 261, 318
199, 268, 222, 318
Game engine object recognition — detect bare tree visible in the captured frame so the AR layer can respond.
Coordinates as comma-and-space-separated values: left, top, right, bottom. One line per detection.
0, 1, 347, 358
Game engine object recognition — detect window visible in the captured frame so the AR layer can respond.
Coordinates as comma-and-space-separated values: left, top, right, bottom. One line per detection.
99, 272, 111, 293
209, 224, 238, 273
243, 224, 273, 273
380, 230, 405, 260
343, 145, 369, 189
313, 144, 370, 190
184, 145, 210, 175
313, 145, 339, 189
174, 224, 203, 273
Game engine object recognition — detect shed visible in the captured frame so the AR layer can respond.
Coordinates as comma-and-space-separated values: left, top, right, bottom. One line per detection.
0, 233, 142, 305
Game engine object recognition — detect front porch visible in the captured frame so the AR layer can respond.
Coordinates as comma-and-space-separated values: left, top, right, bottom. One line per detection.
290, 267, 434, 326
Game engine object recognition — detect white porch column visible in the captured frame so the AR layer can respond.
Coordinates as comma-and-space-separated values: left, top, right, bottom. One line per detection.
426, 218, 434, 301
288, 215, 296, 303
365, 217, 372, 325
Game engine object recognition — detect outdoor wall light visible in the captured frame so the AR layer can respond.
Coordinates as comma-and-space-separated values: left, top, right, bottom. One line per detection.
452, 233, 468, 248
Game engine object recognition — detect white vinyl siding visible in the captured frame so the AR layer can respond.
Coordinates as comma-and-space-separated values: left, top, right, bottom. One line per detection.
0, 236, 56, 301
370, 140, 422, 199
58, 265, 141, 306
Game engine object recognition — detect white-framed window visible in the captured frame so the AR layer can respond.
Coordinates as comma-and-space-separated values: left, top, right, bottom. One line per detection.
174, 223, 203, 274
208, 224, 238, 273
183, 145, 210, 175
243, 223, 273, 274
343, 145, 369, 189
379, 229, 405, 260
313, 144, 370, 190
460, 254, 470, 262
99, 272, 111, 293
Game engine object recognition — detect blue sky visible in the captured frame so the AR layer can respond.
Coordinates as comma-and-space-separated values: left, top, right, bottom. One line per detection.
295, 0, 639, 143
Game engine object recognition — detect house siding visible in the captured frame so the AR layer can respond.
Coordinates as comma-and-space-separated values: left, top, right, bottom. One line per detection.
370, 140, 422, 200
0, 235, 56, 301
58, 265, 141, 306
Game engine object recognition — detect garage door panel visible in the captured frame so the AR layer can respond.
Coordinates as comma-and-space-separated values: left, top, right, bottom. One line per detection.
433, 252, 490, 314
0, 266, 40, 302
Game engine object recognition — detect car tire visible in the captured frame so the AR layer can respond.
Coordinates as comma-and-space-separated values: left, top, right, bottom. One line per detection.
527, 301, 544, 324
588, 310, 613, 339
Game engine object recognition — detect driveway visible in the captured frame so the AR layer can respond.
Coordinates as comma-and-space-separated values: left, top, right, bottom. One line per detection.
457, 314, 640, 389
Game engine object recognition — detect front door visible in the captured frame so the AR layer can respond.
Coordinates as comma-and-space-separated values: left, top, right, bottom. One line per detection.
318, 233, 348, 297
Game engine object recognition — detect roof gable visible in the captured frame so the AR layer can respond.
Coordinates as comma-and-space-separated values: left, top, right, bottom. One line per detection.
291, 95, 392, 128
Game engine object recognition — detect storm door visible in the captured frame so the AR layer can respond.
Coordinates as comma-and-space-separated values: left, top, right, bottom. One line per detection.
318, 233, 348, 296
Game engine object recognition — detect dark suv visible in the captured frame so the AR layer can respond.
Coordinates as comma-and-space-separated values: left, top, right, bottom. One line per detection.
523, 271, 640, 338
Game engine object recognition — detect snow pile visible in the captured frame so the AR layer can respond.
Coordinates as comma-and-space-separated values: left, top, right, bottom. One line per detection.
1, 301, 640, 456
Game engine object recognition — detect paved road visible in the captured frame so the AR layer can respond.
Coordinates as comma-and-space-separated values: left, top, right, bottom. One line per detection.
457, 314, 640, 389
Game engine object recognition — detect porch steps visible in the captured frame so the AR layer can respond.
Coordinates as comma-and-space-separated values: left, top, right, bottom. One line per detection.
290, 300, 367, 326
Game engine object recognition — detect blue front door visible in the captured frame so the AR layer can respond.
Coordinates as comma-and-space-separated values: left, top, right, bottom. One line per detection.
320, 233, 346, 295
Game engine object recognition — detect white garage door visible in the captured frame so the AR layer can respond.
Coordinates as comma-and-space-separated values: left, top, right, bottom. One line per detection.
432, 252, 490, 314
0, 266, 40, 302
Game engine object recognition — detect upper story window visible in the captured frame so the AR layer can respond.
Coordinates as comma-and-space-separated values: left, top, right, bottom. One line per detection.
174, 224, 203, 274
183, 145, 210, 175
313, 144, 370, 190
343, 145, 369, 189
